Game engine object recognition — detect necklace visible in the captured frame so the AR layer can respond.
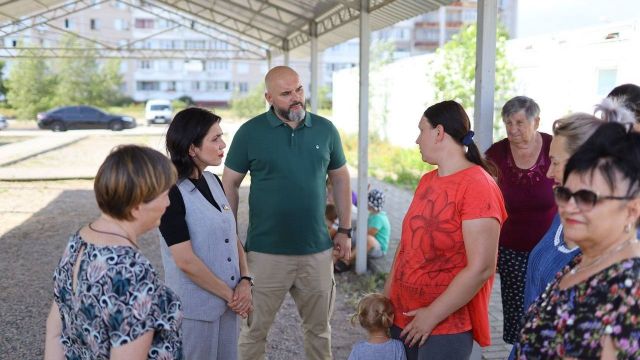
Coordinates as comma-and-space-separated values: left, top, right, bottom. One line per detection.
88, 222, 138, 249
569, 237, 637, 275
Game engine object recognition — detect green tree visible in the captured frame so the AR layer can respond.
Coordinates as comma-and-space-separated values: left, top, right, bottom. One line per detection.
318, 85, 332, 110
230, 83, 266, 119
7, 52, 55, 119
430, 23, 515, 139
52, 36, 99, 106
0, 61, 7, 101
52, 35, 123, 107
96, 58, 123, 106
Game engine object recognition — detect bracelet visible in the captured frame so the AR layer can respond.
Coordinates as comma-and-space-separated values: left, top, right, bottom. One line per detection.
239, 276, 254, 286
337, 227, 352, 238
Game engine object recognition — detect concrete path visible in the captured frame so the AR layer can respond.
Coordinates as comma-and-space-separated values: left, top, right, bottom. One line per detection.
0, 133, 87, 167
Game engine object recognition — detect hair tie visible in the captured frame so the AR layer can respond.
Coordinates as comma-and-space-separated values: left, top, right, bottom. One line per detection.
461, 130, 475, 146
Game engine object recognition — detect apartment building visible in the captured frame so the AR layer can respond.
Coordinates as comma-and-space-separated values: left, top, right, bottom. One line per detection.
6, 0, 513, 106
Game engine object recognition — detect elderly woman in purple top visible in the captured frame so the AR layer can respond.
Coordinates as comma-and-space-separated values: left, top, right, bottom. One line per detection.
485, 96, 556, 344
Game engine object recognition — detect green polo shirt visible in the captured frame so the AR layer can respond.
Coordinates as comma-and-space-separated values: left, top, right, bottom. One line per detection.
225, 108, 346, 255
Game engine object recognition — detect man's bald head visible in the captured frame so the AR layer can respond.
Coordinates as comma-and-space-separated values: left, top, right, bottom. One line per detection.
264, 66, 306, 123
265, 66, 299, 93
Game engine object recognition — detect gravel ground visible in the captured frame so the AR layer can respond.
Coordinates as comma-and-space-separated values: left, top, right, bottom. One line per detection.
0, 179, 366, 360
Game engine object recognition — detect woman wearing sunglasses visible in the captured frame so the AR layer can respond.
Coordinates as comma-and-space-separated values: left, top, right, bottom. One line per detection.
522, 100, 634, 310
516, 121, 640, 358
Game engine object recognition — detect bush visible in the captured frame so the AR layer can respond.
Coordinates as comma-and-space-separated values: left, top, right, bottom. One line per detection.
230, 83, 266, 119
342, 133, 433, 189
108, 95, 135, 107
177, 95, 194, 106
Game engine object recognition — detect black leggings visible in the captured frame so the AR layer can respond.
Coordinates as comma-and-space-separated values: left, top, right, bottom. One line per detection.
391, 325, 472, 360
497, 246, 529, 344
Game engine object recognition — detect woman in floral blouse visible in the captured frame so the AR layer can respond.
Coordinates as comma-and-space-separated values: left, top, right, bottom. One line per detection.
516, 122, 640, 358
44, 145, 183, 359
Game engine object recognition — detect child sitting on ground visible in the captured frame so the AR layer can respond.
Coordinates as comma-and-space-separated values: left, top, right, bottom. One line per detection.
364, 189, 390, 259
348, 293, 406, 360
334, 188, 391, 272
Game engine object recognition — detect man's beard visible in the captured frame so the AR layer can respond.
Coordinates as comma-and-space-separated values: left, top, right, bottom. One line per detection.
276, 102, 306, 122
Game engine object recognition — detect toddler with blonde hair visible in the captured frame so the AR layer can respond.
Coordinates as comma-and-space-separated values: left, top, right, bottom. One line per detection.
348, 293, 406, 360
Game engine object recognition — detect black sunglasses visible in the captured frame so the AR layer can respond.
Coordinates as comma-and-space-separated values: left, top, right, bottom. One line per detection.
554, 186, 635, 211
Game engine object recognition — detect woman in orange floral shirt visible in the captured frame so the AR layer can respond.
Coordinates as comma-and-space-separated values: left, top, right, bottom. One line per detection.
384, 101, 507, 360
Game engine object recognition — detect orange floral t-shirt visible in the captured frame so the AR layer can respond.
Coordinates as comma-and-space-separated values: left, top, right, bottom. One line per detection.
390, 165, 507, 344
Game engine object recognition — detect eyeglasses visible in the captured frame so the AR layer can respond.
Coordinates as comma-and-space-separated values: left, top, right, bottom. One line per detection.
553, 186, 635, 211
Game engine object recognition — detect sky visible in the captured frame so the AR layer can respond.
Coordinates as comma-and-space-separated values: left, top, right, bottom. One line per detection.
516, 0, 640, 37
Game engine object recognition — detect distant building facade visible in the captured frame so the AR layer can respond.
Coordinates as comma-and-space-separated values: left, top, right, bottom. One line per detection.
5, 0, 513, 106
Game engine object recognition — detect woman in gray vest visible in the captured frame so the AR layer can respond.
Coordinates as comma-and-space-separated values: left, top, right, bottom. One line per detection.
159, 107, 252, 359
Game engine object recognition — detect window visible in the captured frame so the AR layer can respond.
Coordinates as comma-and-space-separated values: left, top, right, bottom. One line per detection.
446, 10, 462, 23
119, 61, 128, 72
415, 28, 439, 42
64, 18, 75, 29
166, 81, 176, 92
134, 18, 154, 29
158, 60, 170, 71
597, 68, 617, 96
207, 60, 229, 71
185, 40, 206, 49
156, 19, 172, 29
113, 1, 127, 9
236, 62, 249, 74
114, 19, 128, 31
238, 82, 249, 93
206, 81, 231, 91
462, 9, 477, 22
137, 81, 160, 91
158, 39, 173, 49
138, 60, 153, 70
90, 19, 99, 30
192, 81, 201, 91
211, 39, 229, 50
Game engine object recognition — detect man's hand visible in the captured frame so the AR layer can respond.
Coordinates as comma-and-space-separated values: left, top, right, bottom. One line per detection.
333, 232, 351, 262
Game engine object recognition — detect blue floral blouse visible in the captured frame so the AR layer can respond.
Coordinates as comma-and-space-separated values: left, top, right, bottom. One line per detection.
516, 256, 640, 359
53, 233, 183, 359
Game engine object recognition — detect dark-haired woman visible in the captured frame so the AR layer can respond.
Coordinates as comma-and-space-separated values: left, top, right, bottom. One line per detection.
516, 122, 640, 358
44, 145, 182, 359
383, 100, 507, 360
485, 96, 556, 344
159, 108, 251, 359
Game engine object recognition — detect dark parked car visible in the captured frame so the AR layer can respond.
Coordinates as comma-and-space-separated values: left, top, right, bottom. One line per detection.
37, 106, 136, 131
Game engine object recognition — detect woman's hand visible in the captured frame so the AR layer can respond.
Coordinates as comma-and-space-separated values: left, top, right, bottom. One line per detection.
228, 280, 253, 318
400, 307, 438, 348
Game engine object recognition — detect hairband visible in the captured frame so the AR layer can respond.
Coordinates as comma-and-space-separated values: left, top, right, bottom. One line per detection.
461, 130, 475, 146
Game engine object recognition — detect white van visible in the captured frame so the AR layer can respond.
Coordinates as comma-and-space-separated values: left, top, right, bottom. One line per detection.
145, 99, 173, 125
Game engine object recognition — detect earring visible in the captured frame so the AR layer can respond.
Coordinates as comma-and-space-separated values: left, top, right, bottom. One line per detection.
625, 223, 632, 233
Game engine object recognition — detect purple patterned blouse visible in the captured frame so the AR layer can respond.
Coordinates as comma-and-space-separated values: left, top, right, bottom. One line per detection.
486, 133, 556, 252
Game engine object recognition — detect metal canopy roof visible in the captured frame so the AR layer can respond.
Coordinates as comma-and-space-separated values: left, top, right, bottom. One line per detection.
0, 0, 454, 59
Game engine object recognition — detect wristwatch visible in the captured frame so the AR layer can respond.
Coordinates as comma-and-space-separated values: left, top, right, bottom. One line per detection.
239, 276, 254, 287
337, 227, 352, 238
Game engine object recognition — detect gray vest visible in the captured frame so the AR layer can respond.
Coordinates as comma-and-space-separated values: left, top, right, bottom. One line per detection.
159, 171, 239, 321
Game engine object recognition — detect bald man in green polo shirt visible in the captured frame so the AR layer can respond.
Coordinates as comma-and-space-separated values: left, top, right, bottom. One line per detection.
222, 66, 352, 360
